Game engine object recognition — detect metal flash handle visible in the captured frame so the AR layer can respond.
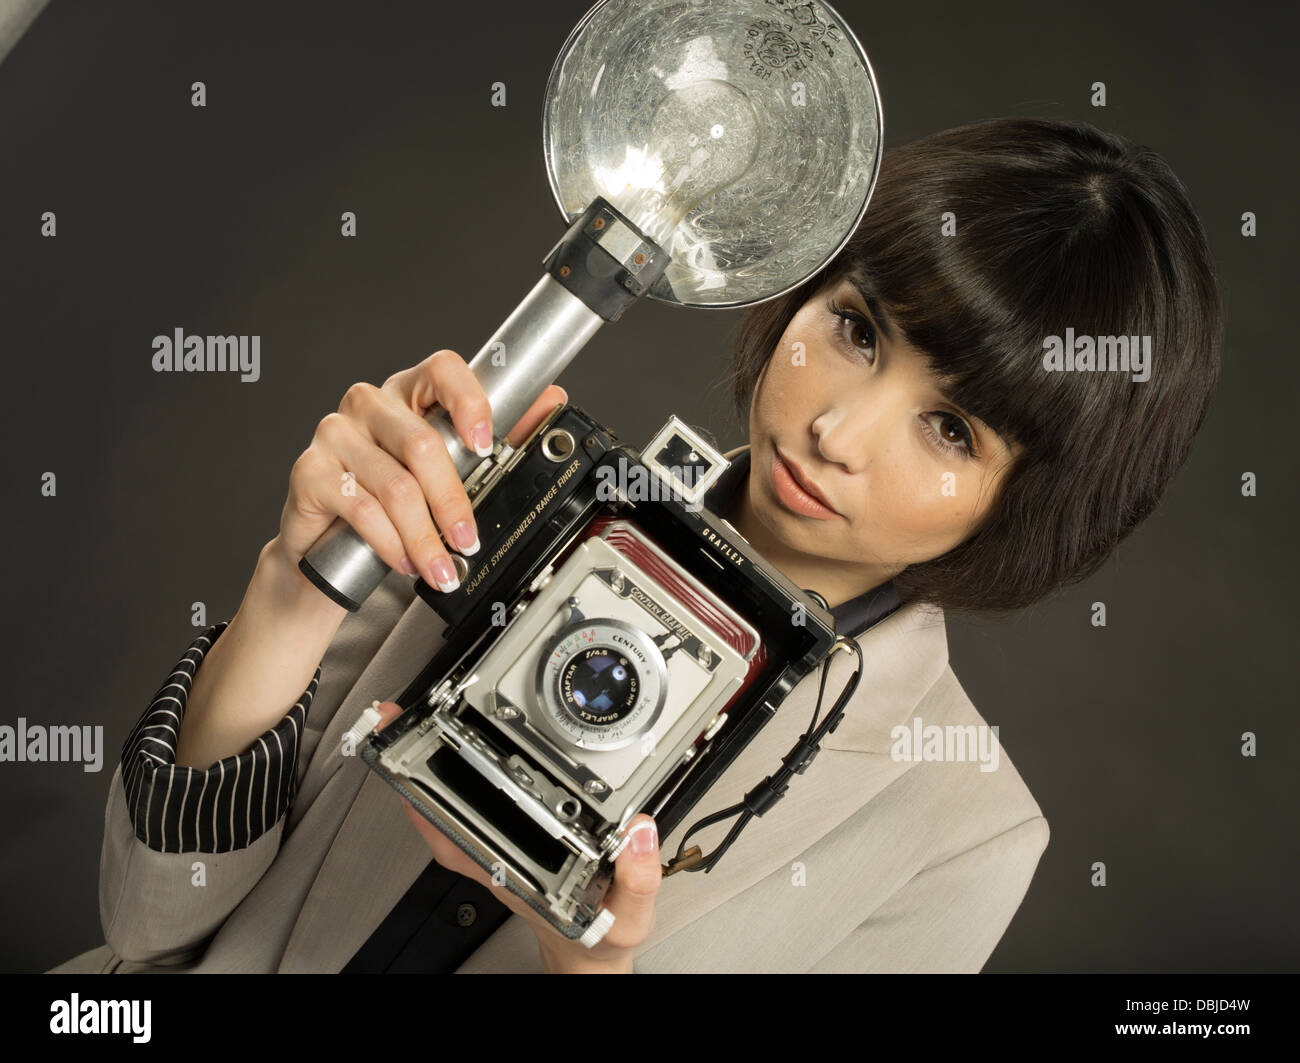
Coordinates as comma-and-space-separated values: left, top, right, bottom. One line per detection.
298, 197, 670, 611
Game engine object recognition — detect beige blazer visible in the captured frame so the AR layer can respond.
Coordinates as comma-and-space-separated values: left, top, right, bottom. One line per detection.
52, 456, 1049, 974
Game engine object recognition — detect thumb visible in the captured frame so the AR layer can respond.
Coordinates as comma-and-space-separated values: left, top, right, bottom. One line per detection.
608, 815, 662, 928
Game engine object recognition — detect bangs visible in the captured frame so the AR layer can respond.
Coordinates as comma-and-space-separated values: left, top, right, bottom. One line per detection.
833, 151, 1171, 459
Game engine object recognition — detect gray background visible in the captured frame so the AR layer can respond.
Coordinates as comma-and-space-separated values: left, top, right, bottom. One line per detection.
2, 0, 1296, 974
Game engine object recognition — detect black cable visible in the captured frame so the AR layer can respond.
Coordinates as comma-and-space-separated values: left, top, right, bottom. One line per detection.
663, 635, 864, 876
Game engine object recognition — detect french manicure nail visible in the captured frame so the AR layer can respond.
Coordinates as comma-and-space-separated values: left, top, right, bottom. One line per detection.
400, 555, 420, 576
430, 556, 459, 593
450, 521, 480, 555
471, 421, 493, 458
628, 821, 657, 855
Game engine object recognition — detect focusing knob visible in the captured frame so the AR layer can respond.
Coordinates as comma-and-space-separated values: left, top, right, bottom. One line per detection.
578, 908, 617, 949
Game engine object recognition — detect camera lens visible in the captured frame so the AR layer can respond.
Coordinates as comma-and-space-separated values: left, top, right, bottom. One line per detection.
559, 648, 640, 726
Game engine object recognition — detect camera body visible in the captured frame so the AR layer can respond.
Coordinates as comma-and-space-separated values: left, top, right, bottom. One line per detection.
360, 403, 837, 940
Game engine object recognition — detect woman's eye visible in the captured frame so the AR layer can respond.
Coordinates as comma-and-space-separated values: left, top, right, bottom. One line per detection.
828, 300, 877, 361
921, 412, 978, 460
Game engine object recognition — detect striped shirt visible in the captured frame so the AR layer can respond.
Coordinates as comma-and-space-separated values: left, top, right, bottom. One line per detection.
120, 621, 319, 853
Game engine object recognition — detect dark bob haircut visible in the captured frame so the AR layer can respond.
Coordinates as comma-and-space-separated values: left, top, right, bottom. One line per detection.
726, 116, 1225, 615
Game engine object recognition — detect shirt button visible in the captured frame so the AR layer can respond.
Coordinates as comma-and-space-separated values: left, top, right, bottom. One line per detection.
456, 902, 478, 927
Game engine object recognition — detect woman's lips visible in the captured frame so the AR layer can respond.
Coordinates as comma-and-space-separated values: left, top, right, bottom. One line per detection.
770, 449, 840, 520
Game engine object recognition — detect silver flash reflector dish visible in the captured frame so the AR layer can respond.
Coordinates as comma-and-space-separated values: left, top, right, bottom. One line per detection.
543, 0, 883, 308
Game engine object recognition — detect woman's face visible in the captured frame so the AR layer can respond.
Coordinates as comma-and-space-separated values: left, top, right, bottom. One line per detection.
737, 274, 1019, 596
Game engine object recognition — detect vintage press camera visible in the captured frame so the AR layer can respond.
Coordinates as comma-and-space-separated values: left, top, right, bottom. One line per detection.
356, 407, 842, 943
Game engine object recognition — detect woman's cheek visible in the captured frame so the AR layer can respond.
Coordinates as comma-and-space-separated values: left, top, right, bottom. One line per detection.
881, 458, 974, 558
763, 362, 811, 409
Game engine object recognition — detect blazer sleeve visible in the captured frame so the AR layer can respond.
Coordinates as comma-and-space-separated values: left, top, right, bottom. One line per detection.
99, 621, 320, 966
807, 815, 1050, 973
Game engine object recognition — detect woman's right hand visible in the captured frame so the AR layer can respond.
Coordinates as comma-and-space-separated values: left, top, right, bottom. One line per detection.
272, 349, 567, 593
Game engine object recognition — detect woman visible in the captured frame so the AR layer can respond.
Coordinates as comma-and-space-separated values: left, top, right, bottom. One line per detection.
53, 116, 1223, 974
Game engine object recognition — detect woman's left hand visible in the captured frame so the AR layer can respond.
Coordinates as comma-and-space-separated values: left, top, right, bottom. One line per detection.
372, 701, 662, 973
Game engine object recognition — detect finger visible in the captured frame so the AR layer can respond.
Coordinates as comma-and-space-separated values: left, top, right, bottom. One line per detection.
385, 350, 494, 458
599, 815, 661, 948
318, 408, 464, 592
341, 382, 482, 560
397, 794, 496, 884
290, 439, 413, 578
504, 385, 568, 449
399, 796, 460, 866
394, 793, 601, 954
371, 700, 404, 730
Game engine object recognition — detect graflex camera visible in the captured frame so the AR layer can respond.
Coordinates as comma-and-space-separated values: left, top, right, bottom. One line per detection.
301, 0, 883, 951
354, 408, 841, 944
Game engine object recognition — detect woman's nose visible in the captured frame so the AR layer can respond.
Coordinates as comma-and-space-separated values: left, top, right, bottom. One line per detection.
811, 401, 880, 473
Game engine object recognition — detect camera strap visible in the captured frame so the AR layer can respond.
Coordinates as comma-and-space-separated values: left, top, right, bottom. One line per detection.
661, 635, 864, 877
